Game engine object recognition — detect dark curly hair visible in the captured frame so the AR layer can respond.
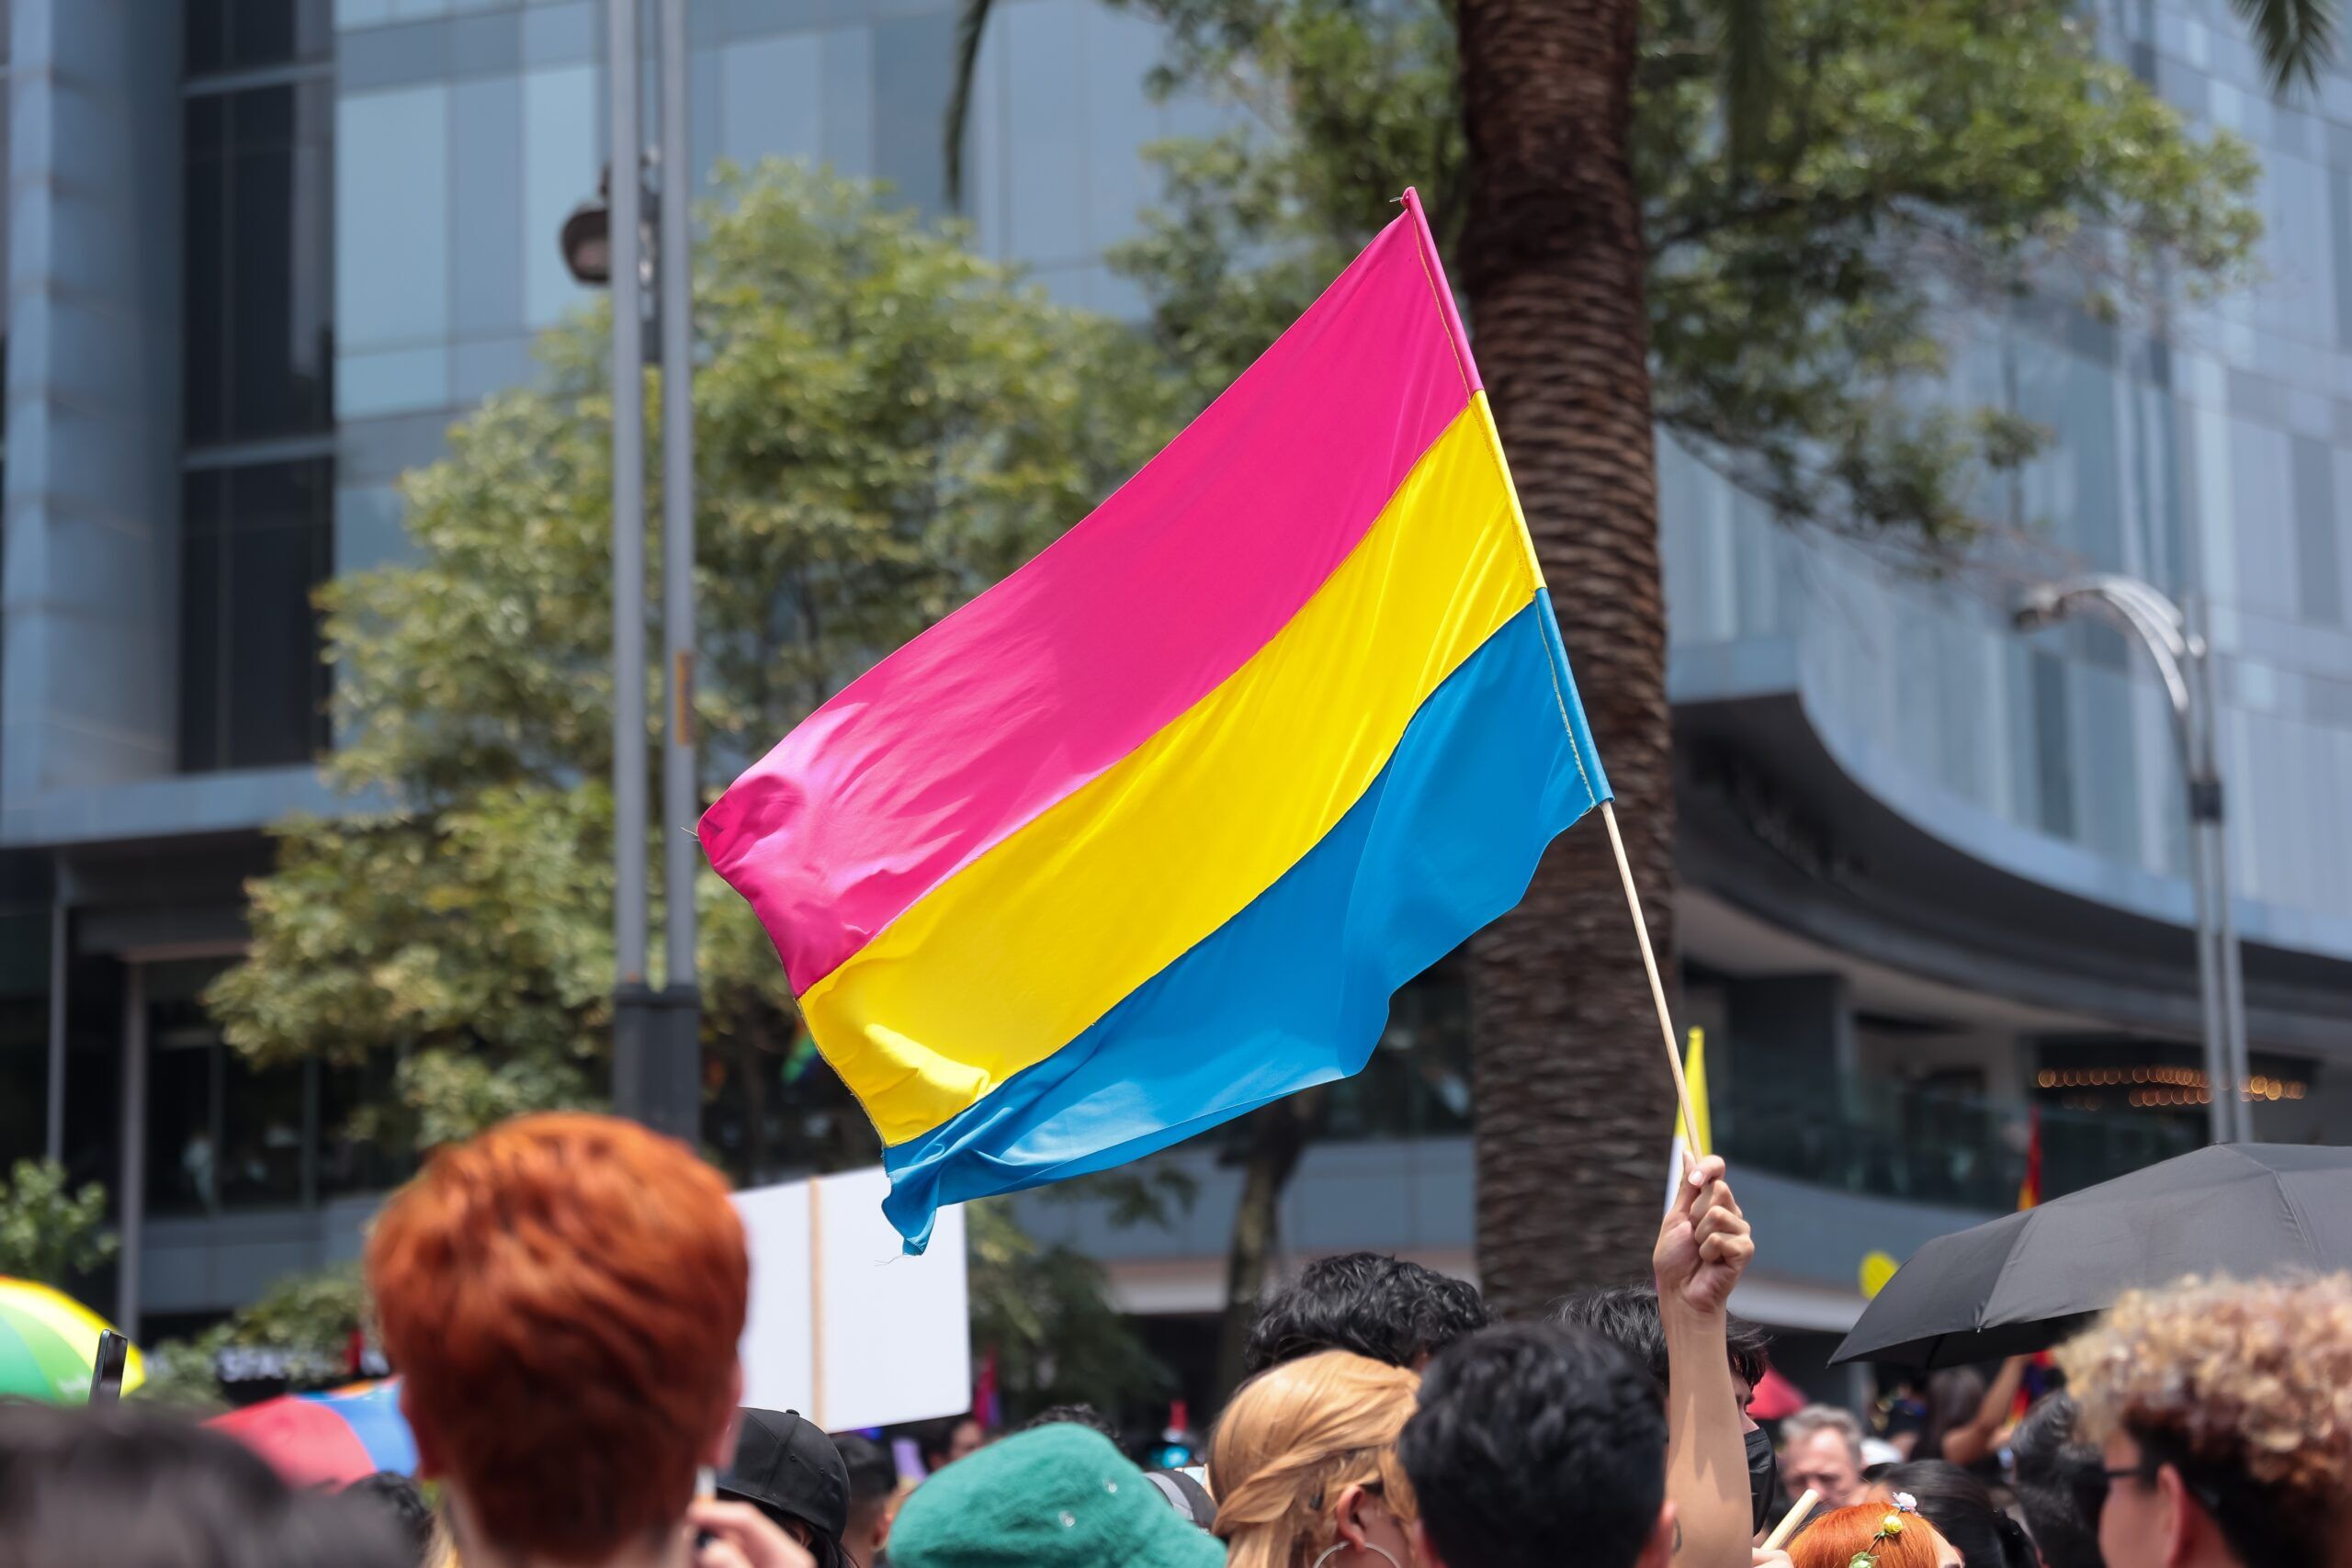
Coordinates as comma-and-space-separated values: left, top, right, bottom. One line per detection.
1019, 1404, 1122, 1445
1398, 1324, 1667, 1568
1550, 1283, 1772, 1391
1243, 1252, 1489, 1377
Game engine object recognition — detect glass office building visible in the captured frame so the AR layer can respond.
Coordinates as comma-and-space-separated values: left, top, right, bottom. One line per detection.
1, 0, 2347, 1373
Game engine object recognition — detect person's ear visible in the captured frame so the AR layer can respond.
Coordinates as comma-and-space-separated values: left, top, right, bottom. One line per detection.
1332, 1483, 1377, 1551
703, 1362, 747, 1471
2156, 1465, 2205, 1568
1634, 1499, 1678, 1568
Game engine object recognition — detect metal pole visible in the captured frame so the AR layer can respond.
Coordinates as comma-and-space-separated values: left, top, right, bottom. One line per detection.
2188, 599, 2253, 1141
45, 901, 66, 1162
2184, 785, 2232, 1145
653, 0, 703, 1140
117, 964, 145, 1342
609, 0, 653, 1119
2016, 578, 2232, 1144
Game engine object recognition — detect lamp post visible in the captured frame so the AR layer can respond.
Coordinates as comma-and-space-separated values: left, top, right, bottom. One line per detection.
2013, 575, 2250, 1144
563, 0, 701, 1139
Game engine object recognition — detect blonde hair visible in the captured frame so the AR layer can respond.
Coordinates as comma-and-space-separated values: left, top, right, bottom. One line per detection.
1210, 1351, 1421, 1568
2055, 1273, 2352, 1512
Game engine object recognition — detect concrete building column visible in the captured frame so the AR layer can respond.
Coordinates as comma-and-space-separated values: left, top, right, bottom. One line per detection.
116, 961, 143, 1340
0, 2, 186, 807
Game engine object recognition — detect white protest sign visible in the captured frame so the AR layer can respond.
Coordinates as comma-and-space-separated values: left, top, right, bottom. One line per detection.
733, 1168, 970, 1431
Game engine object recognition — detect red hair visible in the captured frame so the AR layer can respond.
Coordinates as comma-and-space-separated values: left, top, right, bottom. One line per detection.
1789, 1504, 1949, 1568
367, 1113, 748, 1563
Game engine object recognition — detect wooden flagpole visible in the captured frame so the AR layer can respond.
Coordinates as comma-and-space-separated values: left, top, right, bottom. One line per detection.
1600, 801, 1702, 1147
1762, 1489, 1822, 1551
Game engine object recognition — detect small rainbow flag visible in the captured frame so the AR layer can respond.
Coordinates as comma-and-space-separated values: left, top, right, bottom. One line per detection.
703, 191, 1611, 1249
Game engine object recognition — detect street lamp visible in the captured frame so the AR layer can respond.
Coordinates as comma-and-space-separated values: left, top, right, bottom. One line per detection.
564, 0, 702, 1140
2012, 575, 2250, 1144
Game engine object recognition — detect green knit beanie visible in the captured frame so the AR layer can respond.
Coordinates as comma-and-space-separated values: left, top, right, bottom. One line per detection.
887, 1425, 1225, 1568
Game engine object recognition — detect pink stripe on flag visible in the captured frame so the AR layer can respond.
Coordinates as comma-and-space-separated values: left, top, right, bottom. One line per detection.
702, 205, 1477, 993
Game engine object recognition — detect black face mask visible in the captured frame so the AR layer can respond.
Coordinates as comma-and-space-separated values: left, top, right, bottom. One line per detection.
1747, 1425, 1779, 1534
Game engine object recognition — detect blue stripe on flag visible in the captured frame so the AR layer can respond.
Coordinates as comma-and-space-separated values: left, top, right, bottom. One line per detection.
879, 597, 1605, 1250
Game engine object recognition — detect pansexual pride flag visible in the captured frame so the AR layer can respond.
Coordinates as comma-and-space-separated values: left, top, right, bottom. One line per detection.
703, 190, 1610, 1249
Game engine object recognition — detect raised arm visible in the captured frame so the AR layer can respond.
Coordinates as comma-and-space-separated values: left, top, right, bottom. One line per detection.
1653, 1152, 1757, 1568
1937, 1355, 2028, 1468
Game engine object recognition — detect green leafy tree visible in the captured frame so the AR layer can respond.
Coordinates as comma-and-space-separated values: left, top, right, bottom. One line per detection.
209, 162, 1182, 1151
205, 163, 1186, 1386
952, 0, 2268, 1315
0, 1159, 118, 1290
967, 1168, 1197, 1419
139, 1265, 373, 1408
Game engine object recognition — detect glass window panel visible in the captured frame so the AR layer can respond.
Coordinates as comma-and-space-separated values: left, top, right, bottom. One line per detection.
181, 460, 333, 773
188, 0, 231, 75
720, 33, 822, 168
519, 64, 594, 327
2229, 414, 2298, 618
0, 1042, 40, 1170
450, 75, 525, 337
237, 0, 334, 67
236, 82, 297, 146
2294, 433, 2343, 626
178, 469, 227, 771
145, 1041, 218, 1217
335, 483, 410, 575
225, 466, 332, 768
220, 1049, 306, 1208
232, 145, 301, 434
1003, 0, 1086, 265
337, 85, 451, 350
820, 28, 876, 179
185, 126, 231, 446
319, 1055, 413, 1197
187, 82, 334, 446
2030, 649, 2077, 838
872, 16, 952, 215
0, 912, 46, 1168
1080, 4, 1161, 254
338, 344, 452, 417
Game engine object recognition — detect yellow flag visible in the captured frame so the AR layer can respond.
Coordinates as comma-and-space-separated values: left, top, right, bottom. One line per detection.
1673, 1027, 1712, 1159
1664, 1028, 1713, 1213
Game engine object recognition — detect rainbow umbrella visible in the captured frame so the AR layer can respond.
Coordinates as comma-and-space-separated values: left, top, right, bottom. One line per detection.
208, 1378, 417, 1486
0, 1277, 146, 1404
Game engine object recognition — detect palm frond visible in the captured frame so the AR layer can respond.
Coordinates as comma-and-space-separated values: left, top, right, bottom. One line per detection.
944, 0, 998, 207
2233, 0, 2336, 94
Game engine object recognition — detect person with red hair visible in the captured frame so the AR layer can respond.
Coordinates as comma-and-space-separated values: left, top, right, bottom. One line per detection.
1787, 1501, 1962, 1568
367, 1112, 809, 1568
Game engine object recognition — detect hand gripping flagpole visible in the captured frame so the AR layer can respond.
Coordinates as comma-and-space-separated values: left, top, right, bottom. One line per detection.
1600, 800, 1701, 1146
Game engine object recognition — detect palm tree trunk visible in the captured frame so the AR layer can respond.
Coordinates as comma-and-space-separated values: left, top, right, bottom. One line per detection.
1455, 0, 1678, 1317
1212, 1092, 1323, 1400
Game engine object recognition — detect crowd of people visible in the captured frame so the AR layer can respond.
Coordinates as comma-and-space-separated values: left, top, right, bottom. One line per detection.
1, 1111, 2346, 1568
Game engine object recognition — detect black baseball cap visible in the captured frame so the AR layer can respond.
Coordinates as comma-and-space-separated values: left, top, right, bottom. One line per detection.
718, 1408, 851, 1566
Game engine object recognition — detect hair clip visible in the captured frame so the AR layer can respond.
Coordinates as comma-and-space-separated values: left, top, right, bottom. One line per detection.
1847, 1495, 1916, 1568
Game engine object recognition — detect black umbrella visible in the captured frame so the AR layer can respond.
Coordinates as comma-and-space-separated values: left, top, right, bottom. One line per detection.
1833, 1143, 2352, 1368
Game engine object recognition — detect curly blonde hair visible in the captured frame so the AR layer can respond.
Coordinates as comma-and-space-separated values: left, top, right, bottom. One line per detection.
1211, 1351, 1421, 1568
2055, 1275, 2352, 1521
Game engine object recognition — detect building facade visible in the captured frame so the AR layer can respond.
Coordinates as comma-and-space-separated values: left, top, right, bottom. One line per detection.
1, 0, 2346, 1386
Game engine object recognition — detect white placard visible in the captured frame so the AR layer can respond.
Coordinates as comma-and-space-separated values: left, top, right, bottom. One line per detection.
734, 1169, 970, 1431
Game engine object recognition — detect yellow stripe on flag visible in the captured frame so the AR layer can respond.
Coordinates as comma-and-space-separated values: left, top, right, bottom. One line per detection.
803, 396, 1539, 1144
